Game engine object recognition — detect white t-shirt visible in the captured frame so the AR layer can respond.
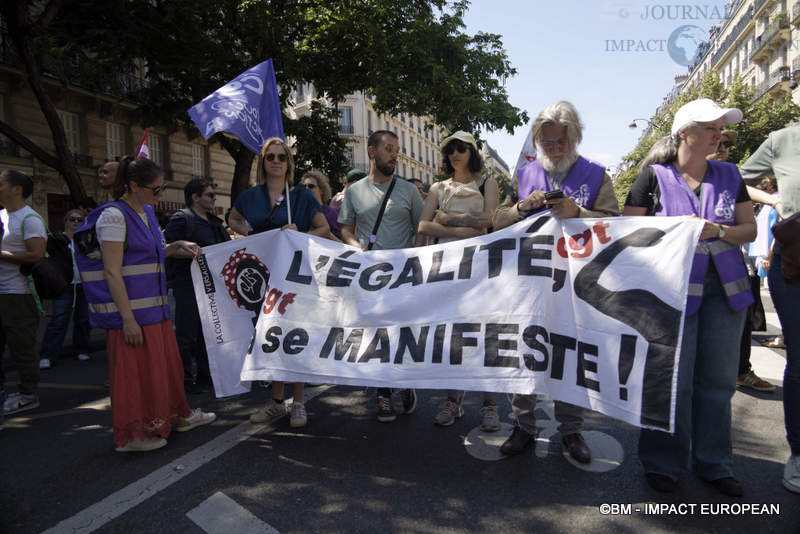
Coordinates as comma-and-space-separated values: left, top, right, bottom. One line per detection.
0, 206, 48, 294
95, 206, 150, 245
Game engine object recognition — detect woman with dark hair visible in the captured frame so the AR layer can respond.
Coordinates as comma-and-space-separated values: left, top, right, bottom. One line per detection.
227, 137, 330, 429
301, 169, 342, 241
624, 99, 756, 496
75, 156, 215, 452
415, 131, 501, 432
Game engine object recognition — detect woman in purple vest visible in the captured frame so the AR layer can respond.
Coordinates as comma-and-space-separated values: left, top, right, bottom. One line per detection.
76, 157, 216, 452
624, 99, 756, 496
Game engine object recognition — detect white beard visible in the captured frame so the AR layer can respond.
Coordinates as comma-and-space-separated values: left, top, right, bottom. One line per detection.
540, 151, 579, 175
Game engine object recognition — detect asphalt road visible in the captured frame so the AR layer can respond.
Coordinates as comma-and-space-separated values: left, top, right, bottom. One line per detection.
1, 289, 797, 534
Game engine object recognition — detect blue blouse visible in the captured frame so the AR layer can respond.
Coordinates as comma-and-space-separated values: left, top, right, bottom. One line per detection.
234, 185, 321, 234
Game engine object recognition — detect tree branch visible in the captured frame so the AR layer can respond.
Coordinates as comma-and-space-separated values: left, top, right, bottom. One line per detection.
0, 119, 61, 170
28, 0, 66, 37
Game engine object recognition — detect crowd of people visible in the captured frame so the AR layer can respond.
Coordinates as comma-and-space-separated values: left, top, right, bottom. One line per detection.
0, 98, 797, 498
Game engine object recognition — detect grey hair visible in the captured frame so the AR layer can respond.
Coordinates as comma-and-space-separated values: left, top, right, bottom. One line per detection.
639, 120, 699, 171
301, 169, 332, 204
530, 101, 583, 148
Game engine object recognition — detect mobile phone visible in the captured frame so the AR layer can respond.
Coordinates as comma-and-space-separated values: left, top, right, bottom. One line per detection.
544, 189, 564, 201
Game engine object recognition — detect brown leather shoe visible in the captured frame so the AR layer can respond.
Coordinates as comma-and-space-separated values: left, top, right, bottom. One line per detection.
562, 433, 591, 464
500, 426, 534, 456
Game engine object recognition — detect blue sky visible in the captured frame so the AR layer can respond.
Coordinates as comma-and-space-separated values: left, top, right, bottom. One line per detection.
463, 0, 726, 173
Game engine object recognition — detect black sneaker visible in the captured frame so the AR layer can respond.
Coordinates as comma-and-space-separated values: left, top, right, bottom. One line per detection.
707, 477, 743, 497
402, 389, 417, 415
376, 396, 397, 423
645, 473, 677, 493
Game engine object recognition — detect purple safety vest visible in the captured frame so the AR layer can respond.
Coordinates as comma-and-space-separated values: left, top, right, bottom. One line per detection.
517, 157, 605, 214
75, 201, 169, 329
651, 162, 753, 316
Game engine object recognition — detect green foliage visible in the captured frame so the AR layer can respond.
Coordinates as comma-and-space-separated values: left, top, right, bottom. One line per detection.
614, 69, 800, 208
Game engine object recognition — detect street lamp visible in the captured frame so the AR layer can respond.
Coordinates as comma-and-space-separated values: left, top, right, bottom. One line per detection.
628, 118, 658, 129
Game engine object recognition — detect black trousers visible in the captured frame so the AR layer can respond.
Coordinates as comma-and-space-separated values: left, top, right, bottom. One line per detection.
173, 285, 210, 384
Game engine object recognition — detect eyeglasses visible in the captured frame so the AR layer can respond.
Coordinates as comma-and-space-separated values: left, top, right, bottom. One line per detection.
302, 183, 317, 190
444, 142, 470, 156
143, 183, 168, 195
266, 153, 288, 162
67, 216, 84, 223
718, 141, 732, 149
203, 192, 216, 199
540, 138, 569, 150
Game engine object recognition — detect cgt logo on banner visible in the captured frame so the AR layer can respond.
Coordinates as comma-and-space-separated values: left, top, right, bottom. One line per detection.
192, 213, 703, 432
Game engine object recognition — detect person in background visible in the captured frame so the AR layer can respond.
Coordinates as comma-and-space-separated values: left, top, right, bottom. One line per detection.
300, 170, 342, 241
407, 177, 427, 200
625, 98, 755, 497
38, 209, 92, 369
415, 130, 500, 431
164, 178, 230, 394
98, 161, 118, 190
0, 170, 46, 415
330, 169, 366, 211
739, 123, 800, 495
76, 157, 215, 452
228, 138, 330, 429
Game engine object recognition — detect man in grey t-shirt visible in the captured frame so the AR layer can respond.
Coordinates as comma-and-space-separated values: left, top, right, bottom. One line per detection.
338, 130, 423, 422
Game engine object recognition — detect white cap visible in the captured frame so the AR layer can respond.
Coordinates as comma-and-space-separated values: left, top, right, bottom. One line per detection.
671, 98, 742, 136
440, 130, 478, 152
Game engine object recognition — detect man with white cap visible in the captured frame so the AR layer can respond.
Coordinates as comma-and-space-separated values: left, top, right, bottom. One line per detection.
493, 101, 619, 464
624, 98, 756, 496
739, 123, 800, 495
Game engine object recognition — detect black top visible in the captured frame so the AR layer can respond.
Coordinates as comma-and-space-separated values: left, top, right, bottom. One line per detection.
164, 208, 230, 288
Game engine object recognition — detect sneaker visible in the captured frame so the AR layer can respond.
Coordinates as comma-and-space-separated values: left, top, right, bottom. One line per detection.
402, 389, 417, 415
645, 473, 677, 493
39, 358, 51, 369
737, 371, 776, 392
783, 455, 800, 494
3, 393, 39, 415
376, 395, 397, 423
249, 399, 287, 424
434, 399, 463, 427
176, 408, 216, 432
115, 437, 168, 452
77, 353, 90, 361
765, 336, 786, 349
290, 402, 307, 428
706, 476, 743, 497
480, 404, 501, 432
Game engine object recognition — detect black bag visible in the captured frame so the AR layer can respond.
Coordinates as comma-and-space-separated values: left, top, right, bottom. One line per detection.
19, 215, 70, 300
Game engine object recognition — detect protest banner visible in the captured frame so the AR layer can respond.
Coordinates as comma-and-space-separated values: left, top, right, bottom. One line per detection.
187, 59, 285, 153
192, 213, 703, 432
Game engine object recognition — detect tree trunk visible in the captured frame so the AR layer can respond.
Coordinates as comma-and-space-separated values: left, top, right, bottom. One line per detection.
4, 0, 86, 205
215, 135, 256, 205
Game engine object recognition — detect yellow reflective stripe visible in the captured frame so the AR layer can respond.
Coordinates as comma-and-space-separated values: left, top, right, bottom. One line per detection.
80, 263, 162, 282
89, 295, 167, 315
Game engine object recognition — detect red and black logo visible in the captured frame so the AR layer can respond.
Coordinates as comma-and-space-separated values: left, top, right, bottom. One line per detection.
220, 248, 270, 322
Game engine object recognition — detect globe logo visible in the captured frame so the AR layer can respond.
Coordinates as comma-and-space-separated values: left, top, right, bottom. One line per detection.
668, 25, 707, 66
619, 8, 629, 19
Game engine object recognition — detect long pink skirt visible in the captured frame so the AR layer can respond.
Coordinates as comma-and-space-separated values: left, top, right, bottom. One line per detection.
107, 320, 191, 447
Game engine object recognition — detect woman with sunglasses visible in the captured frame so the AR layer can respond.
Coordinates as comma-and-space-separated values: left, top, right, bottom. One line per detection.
415, 131, 501, 432
624, 99, 756, 496
301, 169, 342, 241
75, 156, 216, 452
229, 138, 330, 429
38, 209, 92, 369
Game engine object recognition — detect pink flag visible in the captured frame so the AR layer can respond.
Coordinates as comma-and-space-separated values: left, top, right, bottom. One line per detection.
136, 129, 150, 159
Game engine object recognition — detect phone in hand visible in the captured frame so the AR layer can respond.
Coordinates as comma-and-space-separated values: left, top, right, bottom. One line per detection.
544, 189, 564, 203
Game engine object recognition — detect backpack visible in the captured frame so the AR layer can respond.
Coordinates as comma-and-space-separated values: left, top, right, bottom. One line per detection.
19, 214, 71, 302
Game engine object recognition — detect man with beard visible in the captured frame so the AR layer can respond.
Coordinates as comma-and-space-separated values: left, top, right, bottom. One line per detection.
339, 130, 424, 423
493, 101, 619, 464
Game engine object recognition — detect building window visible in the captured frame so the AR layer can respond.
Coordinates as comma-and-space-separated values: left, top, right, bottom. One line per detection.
403, 163, 407, 178
402, 132, 406, 153
106, 122, 125, 161
339, 107, 353, 134
57, 110, 80, 153
147, 132, 164, 167
297, 84, 305, 99
367, 111, 372, 133
192, 144, 206, 178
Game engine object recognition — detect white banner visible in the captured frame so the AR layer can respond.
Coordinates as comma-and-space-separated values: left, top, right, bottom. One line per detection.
192, 213, 703, 432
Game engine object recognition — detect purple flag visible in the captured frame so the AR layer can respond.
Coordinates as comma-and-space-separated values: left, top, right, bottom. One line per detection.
188, 59, 284, 154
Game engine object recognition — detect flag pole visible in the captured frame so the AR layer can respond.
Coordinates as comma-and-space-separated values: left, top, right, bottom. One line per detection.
285, 182, 292, 226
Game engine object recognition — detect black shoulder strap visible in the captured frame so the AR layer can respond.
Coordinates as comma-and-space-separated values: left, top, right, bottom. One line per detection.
479, 176, 489, 196
367, 178, 396, 251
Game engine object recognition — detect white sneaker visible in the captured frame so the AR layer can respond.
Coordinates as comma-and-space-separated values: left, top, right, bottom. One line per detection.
77, 353, 90, 361
3, 392, 39, 414
434, 400, 463, 426
783, 455, 800, 494
290, 402, 307, 428
115, 437, 167, 452
39, 359, 51, 369
176, 408, 216, 432
249, 399, 287, 424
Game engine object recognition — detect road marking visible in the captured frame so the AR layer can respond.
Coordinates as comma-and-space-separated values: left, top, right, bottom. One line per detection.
7, 397, 110, 423
187, 492, 279, 534
749, 346, 785, 384
40, 386, 331, 534
764, 311, 782, 331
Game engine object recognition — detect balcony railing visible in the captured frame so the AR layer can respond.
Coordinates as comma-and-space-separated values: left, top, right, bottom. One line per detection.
754, 67, 791, 100
750, 14, 789, 63
793, 56, 800, 76
754, 0, 774, 19
710, 6, 754, 68
794, 2, 800, 25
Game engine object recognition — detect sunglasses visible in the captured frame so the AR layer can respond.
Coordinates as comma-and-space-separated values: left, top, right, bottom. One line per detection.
67, 216, 84, 223
143, 183, 168, 195
266, 153, 288, 162
203, 192, 216, 199
302, 183, 317, 190
718, 141, 732, 149
444, 142, 470, 156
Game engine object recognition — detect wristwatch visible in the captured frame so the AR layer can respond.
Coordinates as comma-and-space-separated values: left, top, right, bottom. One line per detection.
717, 225, 726, 240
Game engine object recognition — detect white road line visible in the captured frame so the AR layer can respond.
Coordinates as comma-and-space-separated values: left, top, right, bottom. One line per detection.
749, 346, 786, 384
41, 386, 331, 534
764, 311, 782, 331
187, 492, 279, 534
